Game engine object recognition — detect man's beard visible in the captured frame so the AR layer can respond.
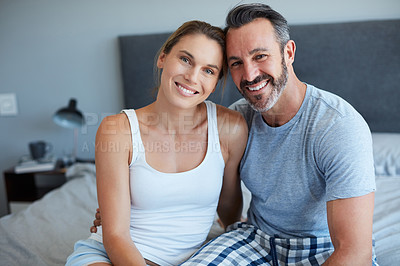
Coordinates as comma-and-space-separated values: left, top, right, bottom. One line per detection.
239, 59, 288, 113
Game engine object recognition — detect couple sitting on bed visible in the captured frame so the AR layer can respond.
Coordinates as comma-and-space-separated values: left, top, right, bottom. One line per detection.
67, 3, 377, 266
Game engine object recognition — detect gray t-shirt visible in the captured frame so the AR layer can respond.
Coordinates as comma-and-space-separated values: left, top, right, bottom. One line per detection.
230, 84, 376, 238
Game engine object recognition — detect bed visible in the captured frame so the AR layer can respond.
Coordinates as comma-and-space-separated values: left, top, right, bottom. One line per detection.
1, 19, 399, 266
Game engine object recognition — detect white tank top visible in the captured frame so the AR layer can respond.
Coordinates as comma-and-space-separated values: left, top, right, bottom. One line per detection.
122, 101, 224, 265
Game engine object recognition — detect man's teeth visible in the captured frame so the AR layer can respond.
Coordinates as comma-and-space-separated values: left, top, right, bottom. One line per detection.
248, 81, 268, 91
178, 84, 196, 94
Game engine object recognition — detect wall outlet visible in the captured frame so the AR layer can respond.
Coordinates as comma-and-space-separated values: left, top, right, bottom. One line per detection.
0, 93, 18, 116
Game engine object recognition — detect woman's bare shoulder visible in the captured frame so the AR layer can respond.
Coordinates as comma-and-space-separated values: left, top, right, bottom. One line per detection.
216, 104, 248, 136
96, 113, 131, 140
215, 104, 248, 157
215, 104, 248, 165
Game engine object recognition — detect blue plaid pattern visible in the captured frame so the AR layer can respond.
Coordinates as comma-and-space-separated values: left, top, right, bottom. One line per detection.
181, 222, 378, 265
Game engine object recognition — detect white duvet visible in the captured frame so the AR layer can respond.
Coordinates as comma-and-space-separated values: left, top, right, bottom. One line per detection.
0, 164, 98, 266
373, 176, 400, 266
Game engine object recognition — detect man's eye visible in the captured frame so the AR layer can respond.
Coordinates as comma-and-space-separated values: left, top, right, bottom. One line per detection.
230, 61, 241, 68
255, 54, 266, 60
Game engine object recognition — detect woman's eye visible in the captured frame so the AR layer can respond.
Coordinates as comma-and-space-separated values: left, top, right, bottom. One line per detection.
205, 69, 214, 75
181, 56, 190, 64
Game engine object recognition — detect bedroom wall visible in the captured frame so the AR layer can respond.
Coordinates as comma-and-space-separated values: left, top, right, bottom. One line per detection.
0, 0, 399, 217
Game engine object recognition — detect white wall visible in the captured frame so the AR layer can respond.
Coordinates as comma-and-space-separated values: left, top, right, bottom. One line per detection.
0, 0, 399, 217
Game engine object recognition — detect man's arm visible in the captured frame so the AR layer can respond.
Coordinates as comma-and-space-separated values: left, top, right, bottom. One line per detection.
323, 192, 375, 265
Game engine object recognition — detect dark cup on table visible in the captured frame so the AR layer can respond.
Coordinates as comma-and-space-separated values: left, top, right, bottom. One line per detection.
29, 141, 52, 160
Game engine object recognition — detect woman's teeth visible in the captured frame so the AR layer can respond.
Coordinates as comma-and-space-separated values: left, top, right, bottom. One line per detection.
178, 84, 196, 94
248, 81, 268, 91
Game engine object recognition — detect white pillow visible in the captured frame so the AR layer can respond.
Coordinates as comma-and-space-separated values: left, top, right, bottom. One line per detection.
372, 133, 400, 177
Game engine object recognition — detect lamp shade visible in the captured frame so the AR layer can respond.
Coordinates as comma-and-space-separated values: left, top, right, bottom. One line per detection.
53, 98, 84, 128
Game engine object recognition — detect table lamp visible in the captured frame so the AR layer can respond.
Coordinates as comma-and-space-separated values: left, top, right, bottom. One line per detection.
53, 98, 85, 163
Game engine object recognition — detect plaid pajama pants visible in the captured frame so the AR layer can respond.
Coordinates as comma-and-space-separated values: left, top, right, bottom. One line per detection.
181, 222, 378, 266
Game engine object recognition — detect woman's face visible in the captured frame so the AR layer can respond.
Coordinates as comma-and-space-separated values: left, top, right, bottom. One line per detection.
157, 34, 223, 109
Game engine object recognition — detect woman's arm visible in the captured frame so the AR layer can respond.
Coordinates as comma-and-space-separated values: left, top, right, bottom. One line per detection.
216, 107, 248, 228
95, 114, 146, 266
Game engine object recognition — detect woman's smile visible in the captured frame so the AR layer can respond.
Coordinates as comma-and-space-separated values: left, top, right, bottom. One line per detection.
175, 82, 199, 97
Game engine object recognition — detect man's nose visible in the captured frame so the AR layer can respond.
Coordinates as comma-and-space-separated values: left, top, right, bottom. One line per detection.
243, 62, 259, 82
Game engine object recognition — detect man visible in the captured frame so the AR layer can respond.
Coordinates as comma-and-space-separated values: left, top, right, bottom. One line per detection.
92, 3, 377, 265
181, 3, 376, 265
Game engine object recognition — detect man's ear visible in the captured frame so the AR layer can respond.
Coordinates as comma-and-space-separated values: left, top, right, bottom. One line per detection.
157, 52, 166, 68
284, 40, 296, 64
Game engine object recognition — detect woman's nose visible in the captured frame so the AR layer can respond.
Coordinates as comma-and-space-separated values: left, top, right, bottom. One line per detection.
184, 68, 199, 84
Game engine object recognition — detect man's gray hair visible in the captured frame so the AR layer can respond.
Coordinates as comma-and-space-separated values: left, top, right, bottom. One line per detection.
225, 3, 290, 53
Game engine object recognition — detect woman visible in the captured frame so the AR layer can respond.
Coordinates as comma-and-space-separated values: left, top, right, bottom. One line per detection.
66, 20, 247, 266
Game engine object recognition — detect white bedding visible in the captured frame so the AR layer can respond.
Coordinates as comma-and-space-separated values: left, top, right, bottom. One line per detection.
0, 164, 399, 265
373, 176, 400, 266
0, 164, 98, 266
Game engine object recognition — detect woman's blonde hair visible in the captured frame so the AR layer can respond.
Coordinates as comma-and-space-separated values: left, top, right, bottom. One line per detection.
153, 20, 227, 95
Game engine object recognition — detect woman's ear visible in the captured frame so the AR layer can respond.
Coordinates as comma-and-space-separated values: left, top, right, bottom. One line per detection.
157, 52, 166, 68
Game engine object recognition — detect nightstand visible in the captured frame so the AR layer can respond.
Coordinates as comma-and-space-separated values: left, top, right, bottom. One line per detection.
3, 160, 67, 214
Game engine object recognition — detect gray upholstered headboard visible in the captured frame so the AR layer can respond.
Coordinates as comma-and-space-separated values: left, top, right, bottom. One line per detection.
119, 19, 400, 132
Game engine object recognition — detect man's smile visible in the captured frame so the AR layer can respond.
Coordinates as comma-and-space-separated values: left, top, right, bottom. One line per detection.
247, 80, 269, 91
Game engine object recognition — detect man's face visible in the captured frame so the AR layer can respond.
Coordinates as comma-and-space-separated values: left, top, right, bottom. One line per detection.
226, 18, 288, 112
